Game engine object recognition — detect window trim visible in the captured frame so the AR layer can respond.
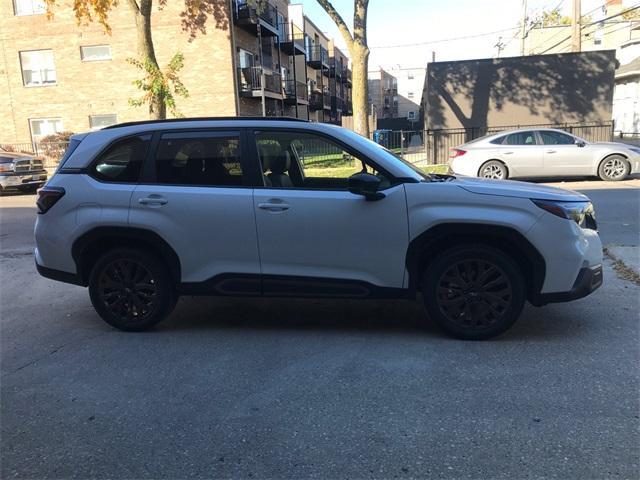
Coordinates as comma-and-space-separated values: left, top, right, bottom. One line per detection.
80, 44, 112, 62
19, 49, 57, 87
29, 117, 63, 147
139, 128, 255, 189
248, 127, 399, 191
13, 0, 46, 16
89, 114, 118, 130
87, 133, 152, 184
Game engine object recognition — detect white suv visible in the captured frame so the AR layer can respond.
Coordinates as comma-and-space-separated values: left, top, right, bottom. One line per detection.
35, 118, 603, 340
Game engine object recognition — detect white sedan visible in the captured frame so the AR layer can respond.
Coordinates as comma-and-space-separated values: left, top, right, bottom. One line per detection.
449, 128, 640, 181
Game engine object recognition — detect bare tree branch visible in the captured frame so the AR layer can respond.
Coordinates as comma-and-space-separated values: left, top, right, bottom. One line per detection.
315, 0, 353, 47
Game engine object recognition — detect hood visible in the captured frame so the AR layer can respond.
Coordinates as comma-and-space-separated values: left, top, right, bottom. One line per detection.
454, 176, 588, 201
591, 141, 638, 150
0, 150, 35, 160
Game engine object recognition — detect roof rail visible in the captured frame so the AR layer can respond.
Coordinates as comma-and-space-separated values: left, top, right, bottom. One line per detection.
103, 116, 308, 130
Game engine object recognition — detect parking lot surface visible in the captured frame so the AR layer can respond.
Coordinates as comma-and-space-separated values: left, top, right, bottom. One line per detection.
1, 179, 639, 479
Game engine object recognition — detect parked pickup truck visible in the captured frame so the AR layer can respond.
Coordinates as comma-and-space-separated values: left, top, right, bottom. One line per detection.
0, 149, 48, 193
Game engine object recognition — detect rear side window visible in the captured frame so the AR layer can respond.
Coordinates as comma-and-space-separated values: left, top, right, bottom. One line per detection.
539, 131, 575, 145
91, 134, 151, 182
490, 136, 506, 145
153, 131, 244, 187
503, 131, 537, 146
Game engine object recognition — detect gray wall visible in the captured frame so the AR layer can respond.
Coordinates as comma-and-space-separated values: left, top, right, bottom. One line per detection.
423, 50, 617, 131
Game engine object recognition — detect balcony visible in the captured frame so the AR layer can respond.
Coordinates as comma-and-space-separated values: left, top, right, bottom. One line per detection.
308, 90, 323, 110
342, 68, 352, 85
329, 58, 343, 78
279, 22, 306, 56
283, 79, 309, 104
307, 45, 329, 70
323, 88, 331, 110
237, 67, 283, 99
234, 0, 279, 37
331, 96, 343, 112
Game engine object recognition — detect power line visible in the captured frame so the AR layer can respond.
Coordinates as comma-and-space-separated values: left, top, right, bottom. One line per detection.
369, 27, 520, 50
538, 3, 640, 54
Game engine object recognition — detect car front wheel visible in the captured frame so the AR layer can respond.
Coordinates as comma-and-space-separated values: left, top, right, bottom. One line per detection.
421, 245, 525, 340
88, 249, 177, 331
598, 155, 629, 181
479, 160, 508, 180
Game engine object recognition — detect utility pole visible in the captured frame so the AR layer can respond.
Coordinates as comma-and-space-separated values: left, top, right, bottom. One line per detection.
571, 0, 582, 52
520, 0, 527, 56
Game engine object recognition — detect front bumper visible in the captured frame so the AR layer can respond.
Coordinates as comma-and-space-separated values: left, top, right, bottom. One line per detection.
0, 171, 48, 189
531, 264, 603, 306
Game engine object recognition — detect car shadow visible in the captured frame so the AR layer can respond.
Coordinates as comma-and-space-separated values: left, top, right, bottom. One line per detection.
519, 173, 640, 184
155, 295, 590, 342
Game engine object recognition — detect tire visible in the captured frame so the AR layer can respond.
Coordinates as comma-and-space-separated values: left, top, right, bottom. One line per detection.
478, 160, 508, 180
598, 155, 629, 181
88, 248, 177, 331
421, 245, 525, 340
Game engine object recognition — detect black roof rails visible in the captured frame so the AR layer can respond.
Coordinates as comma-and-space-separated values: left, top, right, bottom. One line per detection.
103, 116, 308, 130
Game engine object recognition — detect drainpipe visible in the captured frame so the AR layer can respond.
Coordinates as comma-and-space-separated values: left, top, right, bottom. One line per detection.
229, 0, 241, 116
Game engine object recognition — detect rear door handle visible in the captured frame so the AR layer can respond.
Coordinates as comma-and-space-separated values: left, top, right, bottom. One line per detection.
138, 195, 168, 206
546, 150, 557, 154
503, 151, 514, 155
258, 202, 290, 212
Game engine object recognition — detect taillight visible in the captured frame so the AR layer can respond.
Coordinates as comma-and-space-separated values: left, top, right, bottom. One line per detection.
36, 186, 65, 214
449, 149, 467, 158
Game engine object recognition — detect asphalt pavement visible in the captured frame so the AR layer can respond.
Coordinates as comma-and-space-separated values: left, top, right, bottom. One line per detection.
1, 180, 639, 479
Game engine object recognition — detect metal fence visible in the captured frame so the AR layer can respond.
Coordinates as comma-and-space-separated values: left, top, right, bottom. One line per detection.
0, 141, 69, 169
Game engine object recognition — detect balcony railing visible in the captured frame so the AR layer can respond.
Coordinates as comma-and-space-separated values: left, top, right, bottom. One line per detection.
309, 90, 323, 110
238, 67, 282, 95
331, 96, 343, 112
322, 88, 331, 109
235, 0, 279, 35
278, 22, 305, 55
283, 79, 308, 102
307, 45, 329, 68
329, 58, 343, 78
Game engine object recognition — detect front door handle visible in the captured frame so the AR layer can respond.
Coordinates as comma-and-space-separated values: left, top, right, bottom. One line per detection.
503, 151, 514, 155
546, 150, 557, 154
258, 202, 290, 212
138, 195, 168, 206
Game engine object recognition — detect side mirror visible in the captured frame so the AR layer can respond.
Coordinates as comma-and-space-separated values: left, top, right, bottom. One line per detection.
576, 141, 586, 148
348, 172, 385, 201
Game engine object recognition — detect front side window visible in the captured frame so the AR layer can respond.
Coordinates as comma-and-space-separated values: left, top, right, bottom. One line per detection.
14, 0, 45, 15
20, 50, 56, 86
539, 131, 575, 145
255, 131, 390, 190
30, 118, 63, 144
504, 131, 537, 146
92, 135, 151, 183
154, 132, 244, 187
80, 45, 112, 62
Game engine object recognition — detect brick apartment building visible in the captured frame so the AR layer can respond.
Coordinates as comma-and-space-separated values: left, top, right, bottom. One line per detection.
0, 0, 352, 146
368, 68, 398, 119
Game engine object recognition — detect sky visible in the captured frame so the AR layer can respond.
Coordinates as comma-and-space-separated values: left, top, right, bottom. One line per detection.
294, 0, 632, 68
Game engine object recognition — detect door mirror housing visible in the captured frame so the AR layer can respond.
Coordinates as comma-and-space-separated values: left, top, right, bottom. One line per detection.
576, 140, 586, 148
348, 172, 385, 201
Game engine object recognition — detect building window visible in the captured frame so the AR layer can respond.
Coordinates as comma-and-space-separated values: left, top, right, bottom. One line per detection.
13, 0, 45, 16
408, 92, 415, 99
80, 45, 112, 62
408, 111, 416, 120
20, 50, 56, 86
89, 114, 118, 130
29, 118, 63, 145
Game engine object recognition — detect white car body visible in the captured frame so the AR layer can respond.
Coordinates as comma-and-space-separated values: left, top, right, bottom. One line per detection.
449, 128, 640, 180
34, 119, 604, 339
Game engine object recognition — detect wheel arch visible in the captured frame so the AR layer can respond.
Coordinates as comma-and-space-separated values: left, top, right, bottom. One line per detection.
405, 223, 546, 302
72, 227, 181, 286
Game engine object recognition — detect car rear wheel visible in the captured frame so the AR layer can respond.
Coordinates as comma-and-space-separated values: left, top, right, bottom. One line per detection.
421, 245, 525, 340
479, 160, 508, 180
598, 155, 629, 181
88, 249, 177, 331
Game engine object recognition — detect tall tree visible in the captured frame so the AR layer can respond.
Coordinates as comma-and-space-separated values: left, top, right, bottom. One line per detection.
44, 0, 231, 119
315, 0, 370, 137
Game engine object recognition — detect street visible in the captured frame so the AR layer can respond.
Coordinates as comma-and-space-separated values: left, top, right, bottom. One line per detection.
1, 180, 639, 479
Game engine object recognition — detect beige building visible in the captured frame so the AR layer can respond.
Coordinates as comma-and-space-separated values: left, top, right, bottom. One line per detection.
0, 0, 351, 146
389, 66, 425, 123
368, 68, 398, 119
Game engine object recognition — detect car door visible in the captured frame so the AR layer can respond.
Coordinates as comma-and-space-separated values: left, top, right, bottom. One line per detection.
495, 131, 543, 177
539, 130, 592, 176
129, 129, 261, 292
250, 129, 409, 295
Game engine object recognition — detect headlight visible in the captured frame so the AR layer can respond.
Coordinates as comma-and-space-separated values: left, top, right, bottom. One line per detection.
0, 163, 12, 172
532, 199, 597, 230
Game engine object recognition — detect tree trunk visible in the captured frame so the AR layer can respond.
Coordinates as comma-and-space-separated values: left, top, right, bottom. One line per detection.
350, 42, 370, 138
134, 0, 165, 119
